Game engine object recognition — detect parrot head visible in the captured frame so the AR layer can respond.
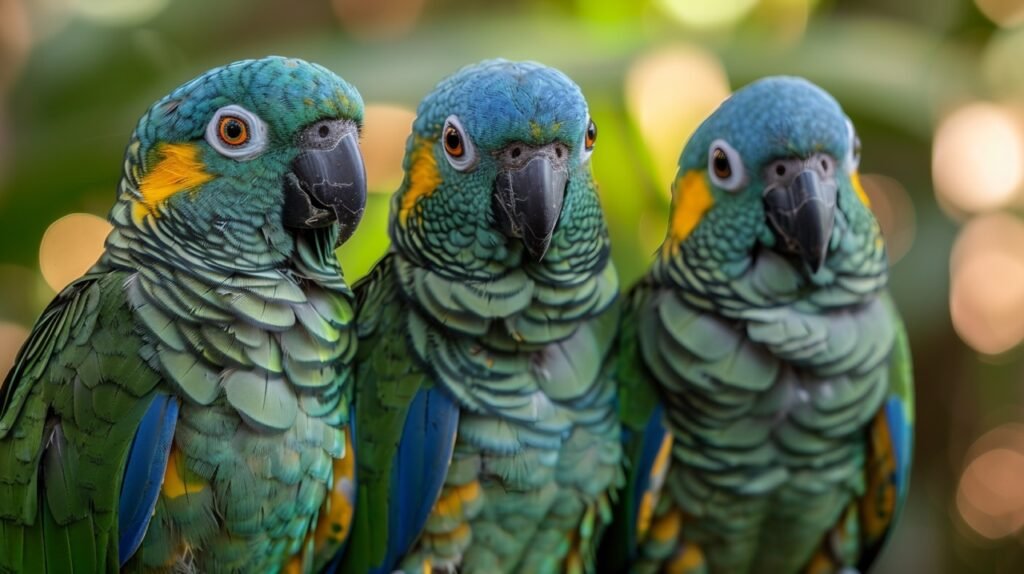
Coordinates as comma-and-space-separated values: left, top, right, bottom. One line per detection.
118, 56, 367, 259
662, 76, 877, 276
392, 59, 599, 266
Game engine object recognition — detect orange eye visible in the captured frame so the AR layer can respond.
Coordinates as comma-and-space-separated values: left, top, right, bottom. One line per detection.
443, 125, 464, 157
218, 116, 249, 146
585, 119, 597, 150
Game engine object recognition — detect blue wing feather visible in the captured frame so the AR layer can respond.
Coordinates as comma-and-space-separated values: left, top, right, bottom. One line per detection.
629, 405, 666, 555
379, 386, 459, 574
117, 394, 179, 565
885, 396, 911, 497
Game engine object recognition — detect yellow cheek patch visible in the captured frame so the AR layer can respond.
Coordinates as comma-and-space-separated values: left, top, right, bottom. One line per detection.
161, 443, 207, 500
663, 170, 714, 257
133, 142, 215, 223
398, 138, 442, 227
850, 171, 871, 208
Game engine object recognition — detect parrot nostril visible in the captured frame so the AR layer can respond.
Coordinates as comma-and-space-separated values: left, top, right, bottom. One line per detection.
776, 165, 786, 176
319, 124, 330, 138
511, 147, 522, 158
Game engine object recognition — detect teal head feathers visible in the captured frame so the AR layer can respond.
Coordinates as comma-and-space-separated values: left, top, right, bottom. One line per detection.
660, 76, 882, 289
391, 59, 604, 275
112, 56, 367, 269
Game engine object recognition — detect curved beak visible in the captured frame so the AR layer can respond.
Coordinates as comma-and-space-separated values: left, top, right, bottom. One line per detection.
763, 169, 837, 272
282, 122, 367, 244
492, 145, 568, 261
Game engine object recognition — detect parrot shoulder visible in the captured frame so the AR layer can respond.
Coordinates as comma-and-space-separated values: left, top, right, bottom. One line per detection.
0, 268, 169, 571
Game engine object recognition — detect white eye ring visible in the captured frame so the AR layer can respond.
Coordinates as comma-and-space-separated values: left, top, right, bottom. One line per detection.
707, 139, 747, 192
845, 118, 861, 171
205, 104, 269, 161
441, 115, 477, 172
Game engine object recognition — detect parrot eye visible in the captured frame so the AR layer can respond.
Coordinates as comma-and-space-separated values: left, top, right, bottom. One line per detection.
441, 115, 477, 172
205, 105, 268, 161
845, 118, 861, 171
707, 139, 746, 192
218, 117, 248, 146
444, 126, 463, 157
712, 148, 731, 178
580, 114, 597, 163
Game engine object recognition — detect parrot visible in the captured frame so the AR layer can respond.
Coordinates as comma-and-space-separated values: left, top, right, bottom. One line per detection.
339, 59, 622, 574
601, 76, 914, 574
0, 56, 367, 573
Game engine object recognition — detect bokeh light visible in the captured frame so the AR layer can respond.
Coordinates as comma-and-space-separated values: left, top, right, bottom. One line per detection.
0, 321, 28, 380
626, 45, 730, 192
932, 103, 1024, 213
38, 213, 111, 292
949, 214, 1024, 355
656, 0, 760, 28
750, 0, 816, 43
75, 0, 170, 26
361, 104, 415, 193
859, 173, 916, 264
974, 0, 1024, 27
331, 0, 426, 40
957, 424, 1024, 539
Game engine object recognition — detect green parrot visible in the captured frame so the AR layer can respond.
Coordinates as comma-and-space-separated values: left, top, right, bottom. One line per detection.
0, 56, 367, 573
603, 77, 914, 573
340, 60, 622, 574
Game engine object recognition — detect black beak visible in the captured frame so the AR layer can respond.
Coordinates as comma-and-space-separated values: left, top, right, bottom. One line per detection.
763, 169, 837, 272
492, 145, 568, 261
282, 120, 367, 244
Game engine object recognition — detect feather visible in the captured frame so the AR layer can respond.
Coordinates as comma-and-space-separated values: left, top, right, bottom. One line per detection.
382, 387, 460, 573
118, 394, 179, 565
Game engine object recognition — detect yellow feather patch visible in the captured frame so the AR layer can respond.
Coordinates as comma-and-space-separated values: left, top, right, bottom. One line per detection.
431, 480, 481, 519
161, 444, 207, 500
398, 138, 442, 227
666, 541, 705, 574
313, 429, 357, 554
850, 171, 871, 208
637, 433, 674, 541
860, 406, 897, 540
283, 555, 303, 574
649, 507, 682, 545
133, 143, 215, 223
663, 170, 714, 258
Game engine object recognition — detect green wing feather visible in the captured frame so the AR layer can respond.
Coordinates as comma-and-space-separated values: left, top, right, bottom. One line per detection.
597, 281, 664, 572
0, 270, 162, 573
341, 254, 442, 573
